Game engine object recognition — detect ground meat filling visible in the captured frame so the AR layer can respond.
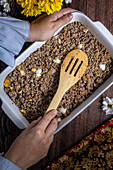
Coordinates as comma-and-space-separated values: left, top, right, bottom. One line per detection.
4, 22, 113, 123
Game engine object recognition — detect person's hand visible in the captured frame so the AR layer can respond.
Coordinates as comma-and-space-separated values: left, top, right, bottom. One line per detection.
4, 110, 57, 170
27, 8, 78, 42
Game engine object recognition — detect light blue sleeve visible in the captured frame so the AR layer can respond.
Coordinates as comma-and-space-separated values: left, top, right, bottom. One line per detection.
0, 17, 30, 67
0, 156, 21, 170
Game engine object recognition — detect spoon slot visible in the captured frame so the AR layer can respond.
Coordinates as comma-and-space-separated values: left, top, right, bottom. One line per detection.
65, 57, 74, 72
74, 61, 83, 77
69, 58, 79, 74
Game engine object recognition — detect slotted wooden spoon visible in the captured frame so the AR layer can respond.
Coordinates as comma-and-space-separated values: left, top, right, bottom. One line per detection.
46, 49, 88, 113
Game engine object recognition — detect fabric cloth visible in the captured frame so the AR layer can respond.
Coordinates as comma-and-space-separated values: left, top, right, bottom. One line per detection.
46, 117, 113, 169
0, 156, 21, 170
0, 17, 30, 67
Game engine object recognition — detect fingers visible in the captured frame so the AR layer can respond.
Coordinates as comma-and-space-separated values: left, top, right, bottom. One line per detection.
49, 8, 80, 32
52, 13, 73, 33
45, 118, 57, 135
50, 8, 78, 21
26, 117, 42, 130
34, 110, 57, 131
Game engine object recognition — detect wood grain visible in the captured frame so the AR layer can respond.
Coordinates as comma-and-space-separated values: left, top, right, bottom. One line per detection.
46, 50, 88, 113
0, 1, 113, 169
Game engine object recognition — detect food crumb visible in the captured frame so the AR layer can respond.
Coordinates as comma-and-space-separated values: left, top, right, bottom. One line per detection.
58, 38, 61, 44
31, 68, 36, 72
78, 44, 83, 49
20, 110, 26, 114
20, 70, 25, 76
59, 107, 67, 114
99, 64, 105, 71
57, 118, 62, 123
53, 58, 61, 64
36, 69, 42, 77
83, 28, 88, 33
4, 78, 10, 87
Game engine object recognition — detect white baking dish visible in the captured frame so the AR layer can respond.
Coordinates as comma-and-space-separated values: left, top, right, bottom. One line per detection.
0, 12, 113, 133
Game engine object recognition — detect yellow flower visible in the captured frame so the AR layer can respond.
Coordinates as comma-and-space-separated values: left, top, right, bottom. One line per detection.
16, 0, 63, 17
38, 0, 63, 15
16, 0, 41, 17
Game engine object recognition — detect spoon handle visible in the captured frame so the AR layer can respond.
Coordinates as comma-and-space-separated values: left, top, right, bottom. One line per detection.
46, 87, 65, 113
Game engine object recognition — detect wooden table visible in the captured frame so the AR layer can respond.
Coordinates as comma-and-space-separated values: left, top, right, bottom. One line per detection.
0, 0, 113, 169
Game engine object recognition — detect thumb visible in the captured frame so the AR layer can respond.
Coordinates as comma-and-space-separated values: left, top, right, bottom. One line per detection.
53, 13, 73, 32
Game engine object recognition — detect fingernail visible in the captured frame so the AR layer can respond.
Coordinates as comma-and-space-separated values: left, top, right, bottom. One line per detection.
67, 13, 73, 20
53, 110, 57, 115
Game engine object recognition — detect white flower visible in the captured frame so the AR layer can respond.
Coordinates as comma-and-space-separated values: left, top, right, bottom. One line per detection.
0, 0, 11, 16
0, 11, 7, 16
0, 0, 7, 5
2, 12, 7, 16
65, 0, 72, 4
3, 2, 10, 12
102, 97, 113, 115
0, 152, 4, 156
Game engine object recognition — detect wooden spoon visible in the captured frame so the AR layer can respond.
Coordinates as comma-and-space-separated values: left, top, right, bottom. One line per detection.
46, 49, 88, 113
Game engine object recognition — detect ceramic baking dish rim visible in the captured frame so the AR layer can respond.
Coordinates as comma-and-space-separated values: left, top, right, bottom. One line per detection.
0, 12, 113, 132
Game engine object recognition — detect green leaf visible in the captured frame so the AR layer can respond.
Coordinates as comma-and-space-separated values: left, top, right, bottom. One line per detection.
7, 0, 12, 3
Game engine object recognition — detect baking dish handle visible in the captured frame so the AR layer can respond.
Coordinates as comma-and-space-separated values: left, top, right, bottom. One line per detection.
94, 21, 113, 44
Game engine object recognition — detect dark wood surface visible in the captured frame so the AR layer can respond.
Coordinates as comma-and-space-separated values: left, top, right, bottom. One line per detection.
0, 0, 113, 169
